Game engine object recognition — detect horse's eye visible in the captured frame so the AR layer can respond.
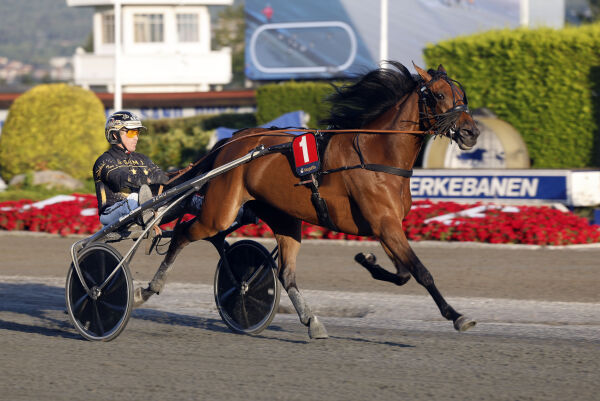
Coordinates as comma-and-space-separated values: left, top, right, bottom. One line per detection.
435, 93, 445, 100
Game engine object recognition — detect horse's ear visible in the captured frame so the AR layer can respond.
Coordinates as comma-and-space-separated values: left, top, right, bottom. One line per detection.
413, 62, 432, 82
437, 64, 447, 74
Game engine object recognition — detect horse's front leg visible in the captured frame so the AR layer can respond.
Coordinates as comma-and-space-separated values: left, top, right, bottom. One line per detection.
379, 218, 476, 332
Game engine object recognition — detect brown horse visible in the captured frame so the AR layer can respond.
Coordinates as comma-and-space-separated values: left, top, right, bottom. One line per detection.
136, 61, 480, 338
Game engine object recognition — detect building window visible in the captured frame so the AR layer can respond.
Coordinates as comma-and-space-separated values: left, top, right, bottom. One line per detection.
134, 14, 164, 42
102, 13, 115, 44
177, 13, 199, 42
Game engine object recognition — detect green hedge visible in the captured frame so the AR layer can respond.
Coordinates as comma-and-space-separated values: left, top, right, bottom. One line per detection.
256, 81, 335, 128
0, 84, 107, 180
424, 24, 600, 168
137, 113, 255, 169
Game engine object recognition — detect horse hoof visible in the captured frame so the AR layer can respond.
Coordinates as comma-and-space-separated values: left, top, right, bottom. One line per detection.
308, 316, 328, 339
354, 252, 376, 265
454, 315, 476, 332
133, 287, 154, 308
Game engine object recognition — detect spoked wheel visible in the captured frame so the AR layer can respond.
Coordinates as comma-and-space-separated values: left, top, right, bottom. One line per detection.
65, 243, 133, 341
214, 240, 280, 334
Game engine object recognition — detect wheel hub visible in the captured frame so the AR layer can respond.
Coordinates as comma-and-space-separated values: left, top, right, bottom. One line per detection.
90, 286, 102, 300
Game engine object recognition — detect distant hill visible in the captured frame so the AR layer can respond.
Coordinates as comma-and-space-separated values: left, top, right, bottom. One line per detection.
0, 0, 93, 66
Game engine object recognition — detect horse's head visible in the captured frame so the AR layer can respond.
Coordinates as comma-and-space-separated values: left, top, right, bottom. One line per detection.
413, 63, 479, 150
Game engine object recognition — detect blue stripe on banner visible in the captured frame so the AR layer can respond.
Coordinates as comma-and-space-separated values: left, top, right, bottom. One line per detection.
410, 176, 567, 200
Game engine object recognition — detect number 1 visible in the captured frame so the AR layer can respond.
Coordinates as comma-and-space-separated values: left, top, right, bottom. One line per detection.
299, 135, 309, 163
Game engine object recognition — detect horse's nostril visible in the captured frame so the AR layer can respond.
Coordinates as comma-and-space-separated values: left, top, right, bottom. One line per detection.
462, 126, 480, 138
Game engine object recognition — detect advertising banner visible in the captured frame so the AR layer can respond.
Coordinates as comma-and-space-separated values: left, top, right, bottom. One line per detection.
245, 0, 564, 80
411, 169, 600, 206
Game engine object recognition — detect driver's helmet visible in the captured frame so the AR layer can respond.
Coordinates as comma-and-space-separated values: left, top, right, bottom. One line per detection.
104, 111, 146, 145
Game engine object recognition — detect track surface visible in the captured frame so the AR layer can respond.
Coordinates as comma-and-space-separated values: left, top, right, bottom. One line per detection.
1, 233, 599, 401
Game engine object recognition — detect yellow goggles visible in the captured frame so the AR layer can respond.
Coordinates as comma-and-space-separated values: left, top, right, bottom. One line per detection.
123, 129, 140, 138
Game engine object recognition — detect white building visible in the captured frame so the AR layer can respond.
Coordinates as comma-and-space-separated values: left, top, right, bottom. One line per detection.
66, 0, 233, 93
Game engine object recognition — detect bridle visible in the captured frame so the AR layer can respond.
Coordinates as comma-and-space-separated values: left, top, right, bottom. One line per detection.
417, 72, 470, 139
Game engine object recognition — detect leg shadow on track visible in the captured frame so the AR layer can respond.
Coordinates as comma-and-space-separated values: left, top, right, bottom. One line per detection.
130, 309, 231, 334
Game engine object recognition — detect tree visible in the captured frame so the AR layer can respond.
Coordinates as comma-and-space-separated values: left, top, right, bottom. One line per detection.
213, 4, 246, 88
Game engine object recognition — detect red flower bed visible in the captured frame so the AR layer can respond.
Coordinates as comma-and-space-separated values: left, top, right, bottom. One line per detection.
0, 194, 101, 236
402, 200, 600, 245
0, 195, 598, 245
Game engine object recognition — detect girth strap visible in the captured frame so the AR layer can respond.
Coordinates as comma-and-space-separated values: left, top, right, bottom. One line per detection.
305, 174, 339, 231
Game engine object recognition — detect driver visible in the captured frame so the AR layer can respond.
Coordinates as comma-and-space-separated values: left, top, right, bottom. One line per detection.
94, 111, 167, 226
93, 110, 258, 229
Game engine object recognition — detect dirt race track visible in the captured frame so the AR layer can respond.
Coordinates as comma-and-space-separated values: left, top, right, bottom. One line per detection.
0, 232, 599, 401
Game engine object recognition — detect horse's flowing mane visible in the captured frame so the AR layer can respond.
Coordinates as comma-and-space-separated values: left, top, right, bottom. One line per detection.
320, 61, 418, 129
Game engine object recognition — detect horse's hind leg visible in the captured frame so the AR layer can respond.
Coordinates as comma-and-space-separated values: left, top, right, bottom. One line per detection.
355, 242, 411, 286
134, 176, 244, 307
279, 233, 328, 339
380, 221, 476, 332
133, 220, 195, 306
281, 236, 328, 339
256, 206, 327, 339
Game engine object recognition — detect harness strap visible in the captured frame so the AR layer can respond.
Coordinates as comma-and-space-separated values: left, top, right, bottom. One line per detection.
320, 163, 413, 178
321, 132, 413, 177
306, 174, 339, 231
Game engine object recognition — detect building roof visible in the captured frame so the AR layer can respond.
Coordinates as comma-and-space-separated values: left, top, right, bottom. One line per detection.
0, 90, 255, 109
66, 0, 232, 6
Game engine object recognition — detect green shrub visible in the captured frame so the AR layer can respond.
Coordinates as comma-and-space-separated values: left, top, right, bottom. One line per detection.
0, 83, 107, 180
137, 113, 256, 170
202, 113, 256, 130
256, 81, 335, 128
424, 24, 600, 168
136, 126, 212, 170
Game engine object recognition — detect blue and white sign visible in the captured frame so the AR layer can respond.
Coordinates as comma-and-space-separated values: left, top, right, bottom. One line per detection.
245, 0, 564, 80
411, 169, 600, 206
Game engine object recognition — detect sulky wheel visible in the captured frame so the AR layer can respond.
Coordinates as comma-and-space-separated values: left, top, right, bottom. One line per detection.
214, 240, 280, 334
65, 243, 133, 341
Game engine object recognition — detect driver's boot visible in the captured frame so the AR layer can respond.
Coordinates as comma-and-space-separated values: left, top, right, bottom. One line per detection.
137, 184, 154, 226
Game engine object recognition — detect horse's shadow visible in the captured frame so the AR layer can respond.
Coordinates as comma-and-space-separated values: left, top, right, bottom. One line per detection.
0, 282, 320, 344
131, 308, 231, 334
0, 282, 414, 347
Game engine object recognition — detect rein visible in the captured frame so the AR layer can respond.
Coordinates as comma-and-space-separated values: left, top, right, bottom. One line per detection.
164, 127, 430, 186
